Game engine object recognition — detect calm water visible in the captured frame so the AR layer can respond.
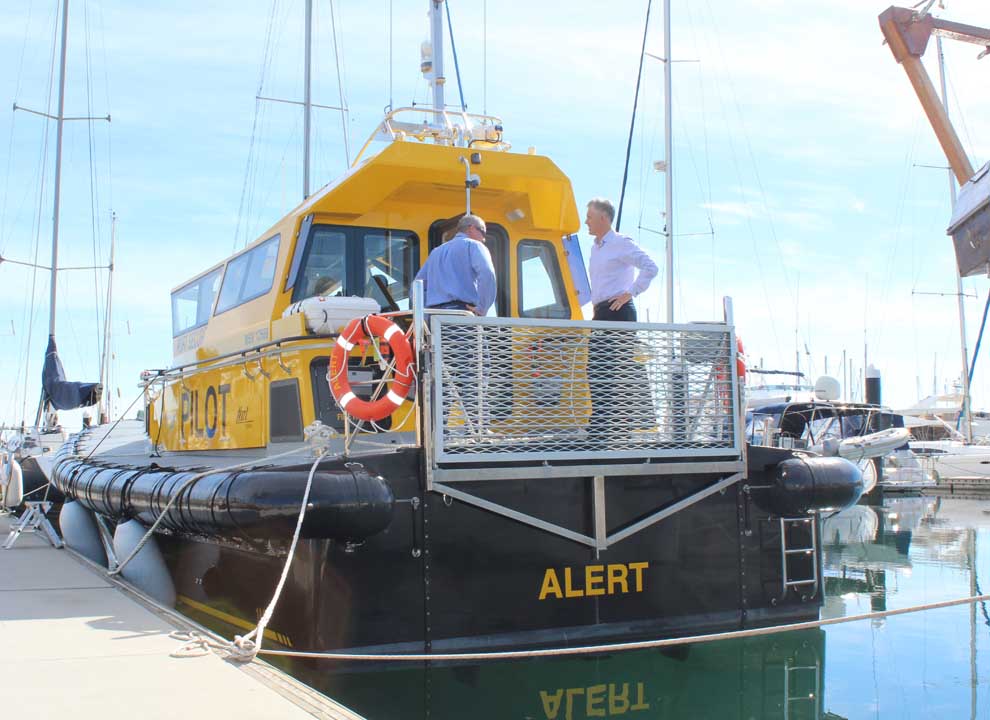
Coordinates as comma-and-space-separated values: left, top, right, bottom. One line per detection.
295, 495, 990, 719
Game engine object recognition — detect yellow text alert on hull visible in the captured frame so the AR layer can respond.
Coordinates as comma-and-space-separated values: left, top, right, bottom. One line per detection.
538, 562, 648, 601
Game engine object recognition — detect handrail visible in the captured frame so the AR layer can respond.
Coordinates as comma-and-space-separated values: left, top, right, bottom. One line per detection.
143, 307, 476, 387
352, 106, 508, 165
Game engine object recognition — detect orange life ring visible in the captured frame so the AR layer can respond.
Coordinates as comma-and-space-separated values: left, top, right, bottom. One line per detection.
328, 315, 415, 422
736, 336, 746, 384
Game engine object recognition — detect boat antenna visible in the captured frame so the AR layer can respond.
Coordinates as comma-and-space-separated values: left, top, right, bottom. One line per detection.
428, 0, 445, 113
616, 0, 652, 232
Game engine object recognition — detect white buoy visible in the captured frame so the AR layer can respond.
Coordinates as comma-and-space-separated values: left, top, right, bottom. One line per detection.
60, 501, 107, 567
2, 458, 23, 510
113, 519, 176, 608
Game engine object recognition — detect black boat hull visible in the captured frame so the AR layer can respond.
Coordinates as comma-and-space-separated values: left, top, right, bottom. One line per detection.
51, 436, 851, 654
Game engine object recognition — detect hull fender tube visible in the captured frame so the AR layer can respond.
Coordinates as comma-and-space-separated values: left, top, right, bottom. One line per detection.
60, 501, 108, 567
113, 519, 176, 608
758, 455, 864, 516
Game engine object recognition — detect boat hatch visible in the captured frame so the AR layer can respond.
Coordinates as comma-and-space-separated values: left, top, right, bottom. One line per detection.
419, 294, 745, 550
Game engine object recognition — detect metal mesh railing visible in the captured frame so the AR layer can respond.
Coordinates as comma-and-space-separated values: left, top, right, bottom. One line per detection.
429, 315, 742, 463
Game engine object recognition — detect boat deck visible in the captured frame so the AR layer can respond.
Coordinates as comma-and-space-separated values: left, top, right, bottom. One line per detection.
0, 513, 363, 720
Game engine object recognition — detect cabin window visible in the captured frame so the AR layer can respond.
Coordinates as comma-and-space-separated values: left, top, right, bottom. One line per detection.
517, 240, 570, 319
171, 268, 222, 336
215, 234, 281, 315
294, 228, 347, 300
360, 230, 418, 311
290, 225, 419, 311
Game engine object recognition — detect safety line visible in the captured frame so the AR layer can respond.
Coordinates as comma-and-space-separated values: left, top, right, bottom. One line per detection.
255, 592, 990, 663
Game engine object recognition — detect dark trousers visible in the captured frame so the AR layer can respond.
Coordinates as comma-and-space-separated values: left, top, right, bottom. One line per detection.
428, 300, 472, 312
589, 301, 653, 438
592, 301, 636, 322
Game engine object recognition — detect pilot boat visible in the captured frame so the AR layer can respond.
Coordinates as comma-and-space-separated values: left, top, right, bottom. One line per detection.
46, 3, 863, 657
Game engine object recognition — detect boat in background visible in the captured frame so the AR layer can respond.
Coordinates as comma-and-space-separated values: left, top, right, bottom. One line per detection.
1, 0, 108, 513
745, 369, 817, 409
747, 400, 910, 494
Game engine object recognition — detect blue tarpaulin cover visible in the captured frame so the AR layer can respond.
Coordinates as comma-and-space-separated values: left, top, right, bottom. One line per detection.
42, 335, 102, 410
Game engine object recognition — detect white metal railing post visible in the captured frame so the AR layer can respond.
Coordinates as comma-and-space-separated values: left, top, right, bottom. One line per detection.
412, 280, 426, 450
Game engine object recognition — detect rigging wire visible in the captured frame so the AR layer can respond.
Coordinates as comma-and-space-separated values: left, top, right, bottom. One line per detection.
84, 0, 105, 376
616, 0, 652, 232
683, 0, 716, 315
696, 0, 787, 359
444, 0, 467, 112
387, 0, 393, 110
234, 0, 280, 252
966, 290, 990, 389
482, 0, 487, 115
329, 0, 350, 167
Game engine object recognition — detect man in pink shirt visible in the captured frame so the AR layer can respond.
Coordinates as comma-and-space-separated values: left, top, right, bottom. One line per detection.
585, 198, 659, 438
586, 198, 658, 321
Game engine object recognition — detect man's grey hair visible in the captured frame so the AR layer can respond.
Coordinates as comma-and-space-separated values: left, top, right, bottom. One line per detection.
587, 197, 616, 224
456, 214, 487, 235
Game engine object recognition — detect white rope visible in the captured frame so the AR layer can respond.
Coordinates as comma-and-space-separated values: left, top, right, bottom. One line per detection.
166, 424, 338, 661
253, 591, 990, 663
229, 447, 330, 661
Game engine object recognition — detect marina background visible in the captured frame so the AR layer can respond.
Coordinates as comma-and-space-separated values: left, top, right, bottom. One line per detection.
1, 0, 989, 430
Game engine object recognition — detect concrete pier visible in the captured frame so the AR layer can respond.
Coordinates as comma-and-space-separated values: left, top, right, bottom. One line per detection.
0, 513, 362, 719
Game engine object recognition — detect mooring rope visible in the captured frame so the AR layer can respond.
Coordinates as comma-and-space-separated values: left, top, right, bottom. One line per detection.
244, 591, 990, 663
169, 424, 338, 661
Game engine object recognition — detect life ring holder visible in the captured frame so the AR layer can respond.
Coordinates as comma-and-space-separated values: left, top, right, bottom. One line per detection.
328, 315, 415, 423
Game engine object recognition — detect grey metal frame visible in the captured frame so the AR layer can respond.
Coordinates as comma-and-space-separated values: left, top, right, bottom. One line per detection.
416, 298, 747, 548
428, 313, 743, 465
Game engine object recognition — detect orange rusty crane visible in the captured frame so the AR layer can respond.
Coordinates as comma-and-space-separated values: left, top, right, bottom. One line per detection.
879, 6, 990, 276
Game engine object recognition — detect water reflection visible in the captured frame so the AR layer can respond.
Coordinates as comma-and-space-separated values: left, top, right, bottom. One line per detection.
820, 495, 990, 718
290, 495, 989, 719
298, 630, 829, 719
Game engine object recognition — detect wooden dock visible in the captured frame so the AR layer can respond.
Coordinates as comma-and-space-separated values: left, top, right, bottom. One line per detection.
0, 512, 363, 719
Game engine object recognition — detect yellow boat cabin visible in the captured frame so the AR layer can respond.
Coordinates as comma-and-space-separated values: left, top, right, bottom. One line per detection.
150, 135, 586, 452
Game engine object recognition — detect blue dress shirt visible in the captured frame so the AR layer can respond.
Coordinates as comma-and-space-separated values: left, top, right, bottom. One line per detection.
415, 233, 498, 315
588, 229, 658, 305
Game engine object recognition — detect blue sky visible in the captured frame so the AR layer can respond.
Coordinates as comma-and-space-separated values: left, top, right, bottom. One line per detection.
1, 0, 989, 429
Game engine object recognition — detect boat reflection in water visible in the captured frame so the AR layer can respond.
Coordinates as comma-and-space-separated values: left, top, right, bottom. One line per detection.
291, 630, 829, 720
821, 496, 938, 617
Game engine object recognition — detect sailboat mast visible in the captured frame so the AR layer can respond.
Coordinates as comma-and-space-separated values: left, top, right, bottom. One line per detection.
99, 213, 116, 422
49, 0, 71, 338
937, 34, 973, 442
662, 0, 673, 322
303, 0, 313, 198
429, 1, 446, 113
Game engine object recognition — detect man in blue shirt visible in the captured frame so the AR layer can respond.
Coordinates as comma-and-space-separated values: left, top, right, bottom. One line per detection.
415, 214, 497, 316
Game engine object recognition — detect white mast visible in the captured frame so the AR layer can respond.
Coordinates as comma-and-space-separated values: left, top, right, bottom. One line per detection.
662, 0, 673, 322
429, 0, 446, 113
49, 0, 71, 339
937, 34, 973, 442
303, 0, 313, 198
